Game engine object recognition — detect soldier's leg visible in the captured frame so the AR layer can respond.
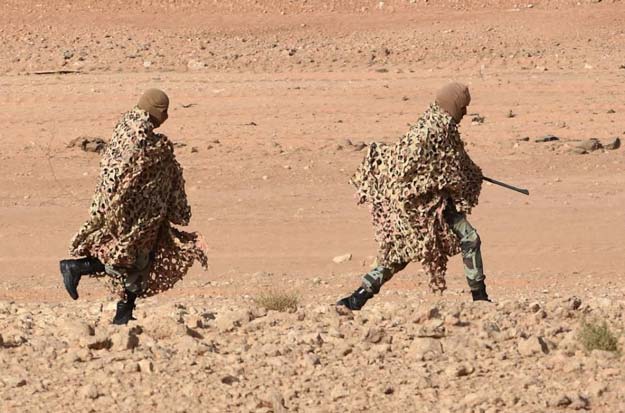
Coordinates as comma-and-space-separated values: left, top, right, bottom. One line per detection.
122, 250, 151, 295
445, 207, 489, 301
361, 262, 409, 294
337, 262, 408, 311
105, 250, 151, 324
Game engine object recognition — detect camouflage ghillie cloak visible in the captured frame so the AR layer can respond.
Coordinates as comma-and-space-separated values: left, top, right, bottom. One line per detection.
70, 107, 208, 297
351, 103, 482, 291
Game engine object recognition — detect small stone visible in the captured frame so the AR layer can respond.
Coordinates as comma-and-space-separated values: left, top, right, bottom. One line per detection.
471, 114, 485, 124
409, 337, 443, 360
187, 59, 206, 70
221, 374, 239, 385
216, 309, 252, 332
577, 138, 602, 152
587, 381, 608, 397
304, 352, 321, 367
535, 134, 559, 143
85, 333, 112, 350
518, 336, 549, 356
571, 147, 588, 155
553, 394, 572, 407
190, 147, 199, 153
333, 253, 352, 264
352, 142, 367, 151
364, 327, 385, 344
79, 384, 99, 399
604, 137, 621, 150
110, 328, 139, 351
138, 360, 154, 374
567, 296, 582, 310
60, 319, 94, 340
446, 363, 475, 377
528, 302, 541, 313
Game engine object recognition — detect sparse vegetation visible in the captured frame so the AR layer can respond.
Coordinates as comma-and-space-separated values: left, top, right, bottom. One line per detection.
254, 290, 299, 312
578, 319, 620, 353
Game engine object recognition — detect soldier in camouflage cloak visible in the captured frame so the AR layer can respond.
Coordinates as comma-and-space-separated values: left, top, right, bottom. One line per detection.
337, 82, 489, 311
59, 89, 208, 324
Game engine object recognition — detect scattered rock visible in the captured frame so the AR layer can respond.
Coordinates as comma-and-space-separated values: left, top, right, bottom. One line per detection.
216, 309, 252, 332
110, 328, 140, 350
409, 337, 443, 360
535, 134, 559, 143
471, 114, 485, 125
446, 363, 475, 377
187, 59, 206, 70
518, 336, 549, 356
79, 384, 100, 400
364, 327, 385, 344
67, 136, 108, 153
576, 138, 602, 152
352, 142, 367, 151
84, 333, 112, 350
138, 360, 154, 374
332, 253, 352, 264
604, 137, 621, 150
304, 352, 321, 367
221, 374, 239, 385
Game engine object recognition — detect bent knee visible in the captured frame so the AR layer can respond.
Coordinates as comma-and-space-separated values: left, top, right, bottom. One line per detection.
460, 229, 481, 252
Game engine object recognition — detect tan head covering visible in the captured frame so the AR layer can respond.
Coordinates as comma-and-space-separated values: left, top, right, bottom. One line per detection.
137, 88, 169, 126
435, 82, 471, 123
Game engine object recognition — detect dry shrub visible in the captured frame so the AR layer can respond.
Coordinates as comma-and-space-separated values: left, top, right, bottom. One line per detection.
254, 290, 299, 312
578, 319, 620, 353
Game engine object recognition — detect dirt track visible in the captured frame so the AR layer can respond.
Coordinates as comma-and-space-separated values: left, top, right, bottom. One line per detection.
1, 1, 625, 411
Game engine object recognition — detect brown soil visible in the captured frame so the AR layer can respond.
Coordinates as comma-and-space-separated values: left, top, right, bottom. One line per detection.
1, 1, 625, 411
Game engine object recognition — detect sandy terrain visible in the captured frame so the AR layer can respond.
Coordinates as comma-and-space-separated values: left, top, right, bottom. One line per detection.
1, 0, 625, 411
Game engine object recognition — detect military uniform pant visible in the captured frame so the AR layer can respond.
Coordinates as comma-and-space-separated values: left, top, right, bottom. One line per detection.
104, 250, 151, 294
362, 207, 485, 293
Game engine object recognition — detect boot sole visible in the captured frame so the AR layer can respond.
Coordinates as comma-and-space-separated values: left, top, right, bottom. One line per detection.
59, 261, 80, 300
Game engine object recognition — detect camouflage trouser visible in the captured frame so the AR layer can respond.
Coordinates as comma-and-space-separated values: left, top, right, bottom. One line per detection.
362, 206, 485, 293
104, 250, 151, 295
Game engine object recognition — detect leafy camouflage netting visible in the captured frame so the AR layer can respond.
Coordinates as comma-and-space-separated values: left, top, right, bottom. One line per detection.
70, 107, 208, 298
351, 103, 482, 291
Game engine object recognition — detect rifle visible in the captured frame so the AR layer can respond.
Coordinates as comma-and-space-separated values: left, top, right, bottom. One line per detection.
483, 176, 529, 196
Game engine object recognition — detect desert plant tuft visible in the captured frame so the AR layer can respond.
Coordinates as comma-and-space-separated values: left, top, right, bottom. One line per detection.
254, 290, 299, 312
578, 319, 620, 353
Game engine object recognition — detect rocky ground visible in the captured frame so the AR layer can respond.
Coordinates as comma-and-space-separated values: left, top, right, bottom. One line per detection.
1, 293, 624, 412
1, 0, 625, 411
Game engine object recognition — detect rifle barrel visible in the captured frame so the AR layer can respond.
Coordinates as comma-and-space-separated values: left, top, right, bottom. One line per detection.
483, 176, 529, 196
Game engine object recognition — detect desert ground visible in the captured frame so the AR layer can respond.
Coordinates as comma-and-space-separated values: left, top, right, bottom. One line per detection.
1, 0, 625, 412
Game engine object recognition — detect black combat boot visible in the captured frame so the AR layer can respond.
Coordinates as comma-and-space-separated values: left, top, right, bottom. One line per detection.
59, 257, 105, 300
112, 291, 138, 325
337, 286, 375, 311
471, 281, 491, 302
